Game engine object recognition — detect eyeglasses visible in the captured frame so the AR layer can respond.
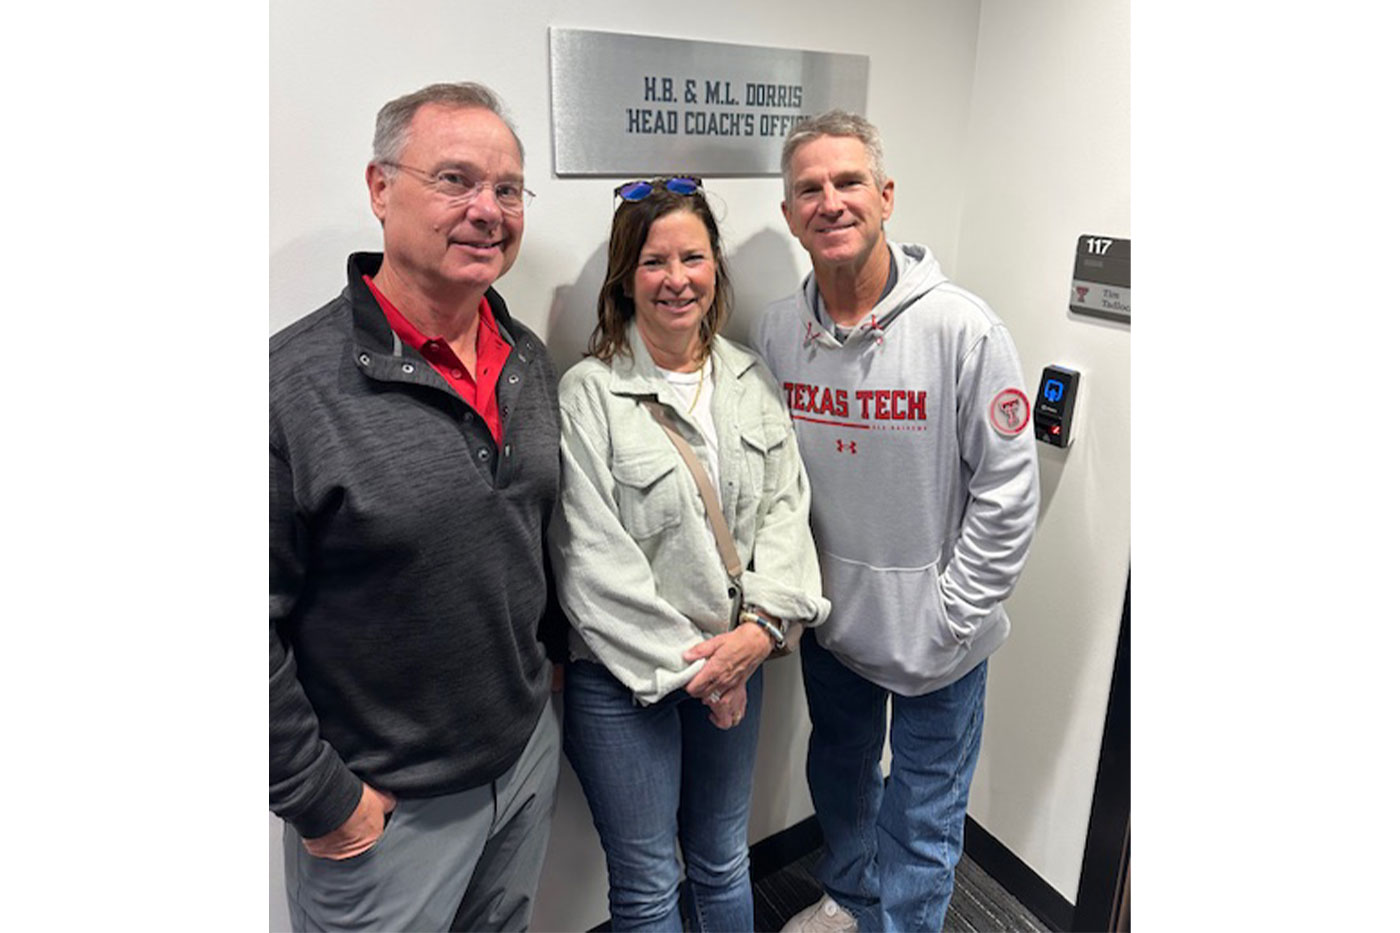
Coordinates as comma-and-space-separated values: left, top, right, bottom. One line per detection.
382, 162, 534, 214
613, 175, 704, 202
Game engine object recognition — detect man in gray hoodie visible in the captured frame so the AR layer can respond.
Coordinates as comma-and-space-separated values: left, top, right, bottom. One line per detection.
757, 112, 1039, 933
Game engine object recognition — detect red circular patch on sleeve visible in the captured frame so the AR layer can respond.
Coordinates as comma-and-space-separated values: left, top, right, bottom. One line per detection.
989, 388, 1030, 436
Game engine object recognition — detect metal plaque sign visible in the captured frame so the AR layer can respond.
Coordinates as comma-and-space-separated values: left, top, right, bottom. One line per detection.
1069, 235, 1130, 323
549, 27, 869, 176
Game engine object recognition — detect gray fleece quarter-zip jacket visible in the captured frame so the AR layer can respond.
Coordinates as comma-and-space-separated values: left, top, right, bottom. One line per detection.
548, 325, 830, 705
757, 241, 1039, 696
269, 253, 561, 839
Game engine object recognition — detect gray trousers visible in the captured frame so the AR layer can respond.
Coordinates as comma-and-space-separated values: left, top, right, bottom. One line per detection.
283, 706, 560, 932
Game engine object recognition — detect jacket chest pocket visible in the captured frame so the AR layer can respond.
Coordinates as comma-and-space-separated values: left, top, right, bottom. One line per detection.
738, 420, 788, 506
611, 450, 685, 539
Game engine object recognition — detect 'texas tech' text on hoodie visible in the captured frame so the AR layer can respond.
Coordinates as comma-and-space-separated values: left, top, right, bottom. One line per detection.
756, 242, 1039, 696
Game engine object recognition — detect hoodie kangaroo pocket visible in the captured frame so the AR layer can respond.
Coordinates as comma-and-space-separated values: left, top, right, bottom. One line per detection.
818, 553, 969, 687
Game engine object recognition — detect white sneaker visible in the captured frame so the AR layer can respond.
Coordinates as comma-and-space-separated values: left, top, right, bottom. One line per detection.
779, 893, 858, 933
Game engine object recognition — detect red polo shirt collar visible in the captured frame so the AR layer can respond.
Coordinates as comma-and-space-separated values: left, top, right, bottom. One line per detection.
363, 275, 510, 445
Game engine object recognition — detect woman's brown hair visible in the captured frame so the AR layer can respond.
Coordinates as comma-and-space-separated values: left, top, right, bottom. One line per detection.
587, 185, 732, 364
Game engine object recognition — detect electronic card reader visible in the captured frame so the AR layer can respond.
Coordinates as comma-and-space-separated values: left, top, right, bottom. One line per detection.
1034, 365, 1081, 448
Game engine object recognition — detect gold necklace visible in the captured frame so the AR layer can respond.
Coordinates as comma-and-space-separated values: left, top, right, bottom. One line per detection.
687, 356, 706, 413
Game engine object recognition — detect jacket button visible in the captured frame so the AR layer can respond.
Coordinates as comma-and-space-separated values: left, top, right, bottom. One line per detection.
477, 448, 490, 461
507, 373, 520, 385
401, 363, 415, 374
357, 353, 370, 366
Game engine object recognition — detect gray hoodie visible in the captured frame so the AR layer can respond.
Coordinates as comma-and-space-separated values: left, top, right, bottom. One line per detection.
756, 242, 1039, 695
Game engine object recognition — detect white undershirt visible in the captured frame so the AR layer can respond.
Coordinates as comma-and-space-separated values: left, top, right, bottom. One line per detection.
657, 356, 721, 498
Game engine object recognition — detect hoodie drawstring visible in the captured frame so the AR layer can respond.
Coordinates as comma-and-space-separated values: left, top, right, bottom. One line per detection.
806, 315, 887, 348
862, 315, 885, 346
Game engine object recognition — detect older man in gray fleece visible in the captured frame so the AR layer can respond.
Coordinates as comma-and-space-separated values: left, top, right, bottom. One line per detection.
269, 81, 563, 932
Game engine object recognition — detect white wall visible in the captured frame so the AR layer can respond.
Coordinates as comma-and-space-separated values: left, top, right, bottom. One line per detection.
957, 0, 1130, 902
270, 2, 982, 930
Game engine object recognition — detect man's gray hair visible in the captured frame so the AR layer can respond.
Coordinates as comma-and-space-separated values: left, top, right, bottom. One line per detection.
780, 110, 886, 201
372, 81, 525, 168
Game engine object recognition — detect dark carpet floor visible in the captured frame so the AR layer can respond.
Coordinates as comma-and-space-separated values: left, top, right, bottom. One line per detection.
753, 848, 1049, 933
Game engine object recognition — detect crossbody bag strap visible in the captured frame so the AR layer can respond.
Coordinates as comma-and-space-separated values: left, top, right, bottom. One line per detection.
642, 400, 743, 581
642, 398, 802, 656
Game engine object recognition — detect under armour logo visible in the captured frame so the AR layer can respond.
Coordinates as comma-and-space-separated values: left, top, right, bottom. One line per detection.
836, 439, 857, 455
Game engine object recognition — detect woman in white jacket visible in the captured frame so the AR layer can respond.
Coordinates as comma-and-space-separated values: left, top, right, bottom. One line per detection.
549, 176, 829, 931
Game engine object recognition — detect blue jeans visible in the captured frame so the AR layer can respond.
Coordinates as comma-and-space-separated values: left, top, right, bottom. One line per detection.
801, 636, 987, 933
564, 659, 763, 932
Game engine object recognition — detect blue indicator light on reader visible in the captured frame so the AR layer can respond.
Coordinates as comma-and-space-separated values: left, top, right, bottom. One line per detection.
1034, 365, 1080, 448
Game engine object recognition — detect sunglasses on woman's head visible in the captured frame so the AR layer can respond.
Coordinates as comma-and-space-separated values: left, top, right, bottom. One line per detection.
613, 175, 704, 202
